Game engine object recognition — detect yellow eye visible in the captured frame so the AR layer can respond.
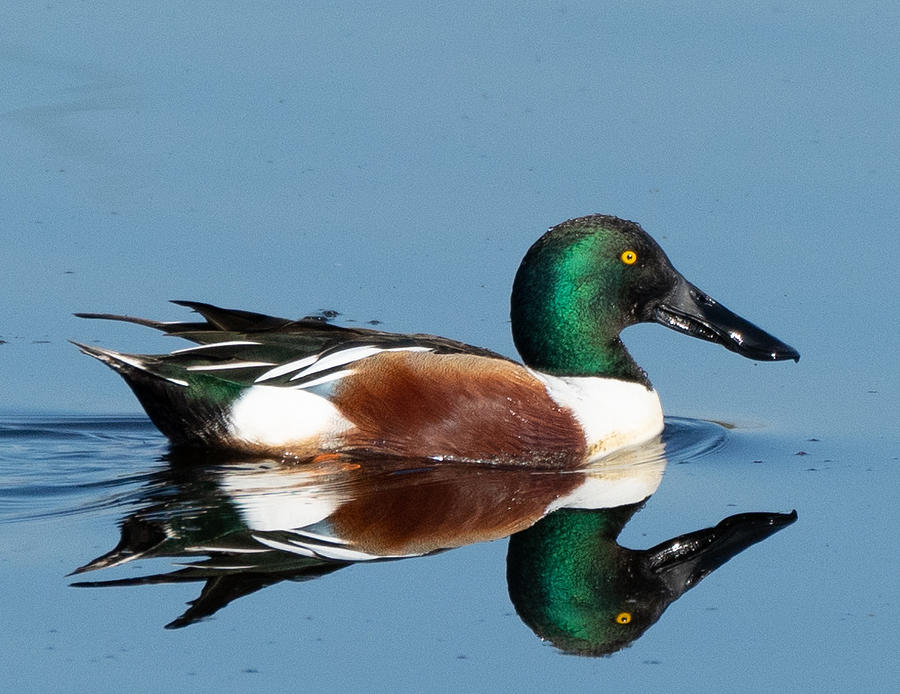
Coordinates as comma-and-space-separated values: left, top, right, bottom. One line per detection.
621, 250, 638, 265
615, 612, 632, 624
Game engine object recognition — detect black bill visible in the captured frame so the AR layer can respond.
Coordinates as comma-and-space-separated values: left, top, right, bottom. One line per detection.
645, 510, 798, 597
654, 277, 800, 362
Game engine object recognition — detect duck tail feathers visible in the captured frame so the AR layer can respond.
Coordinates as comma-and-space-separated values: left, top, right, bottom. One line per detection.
71, 341, 232, 445
70, 341, 167, 379
73, 311, 182, 332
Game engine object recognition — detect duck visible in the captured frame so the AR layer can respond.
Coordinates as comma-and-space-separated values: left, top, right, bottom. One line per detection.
74, 214, 798, 464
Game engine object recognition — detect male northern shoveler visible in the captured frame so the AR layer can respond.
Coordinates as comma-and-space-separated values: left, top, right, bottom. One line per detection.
74, 215, 798, 464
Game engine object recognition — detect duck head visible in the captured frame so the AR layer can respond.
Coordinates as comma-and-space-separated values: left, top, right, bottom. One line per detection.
511, 215, 799, 384
506, 505, 797, 656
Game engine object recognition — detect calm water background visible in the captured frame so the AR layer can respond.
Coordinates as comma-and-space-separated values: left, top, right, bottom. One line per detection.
1, 2, 897, 692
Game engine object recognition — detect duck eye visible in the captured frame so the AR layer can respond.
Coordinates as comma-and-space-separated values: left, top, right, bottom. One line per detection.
620, 250, 638, 265
615, 612, 632, 624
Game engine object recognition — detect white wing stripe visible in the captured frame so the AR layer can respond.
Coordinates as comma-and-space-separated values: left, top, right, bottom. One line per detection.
287, 528, 353, 545
290, 369, 355, 390
250, 534, 399, 561
253, 354, 320, 383
171, 340, 261, 354
182, 545, 270, 554
255, 344, 434, 384
185, 361, 275, 372
291, 344, 433, 380
250, 535, 319, 558
108, 352, 189, 386
289, 345, 385, 380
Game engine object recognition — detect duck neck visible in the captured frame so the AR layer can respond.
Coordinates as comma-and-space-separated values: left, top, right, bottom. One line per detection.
506, 505, 641, 631
510, 252, 650, 386
516, 328, 648, 385
512, 507, 631, 573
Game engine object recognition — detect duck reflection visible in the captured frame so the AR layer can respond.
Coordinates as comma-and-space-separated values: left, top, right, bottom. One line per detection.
71, 432, 795, 653
507, 505, 796, 655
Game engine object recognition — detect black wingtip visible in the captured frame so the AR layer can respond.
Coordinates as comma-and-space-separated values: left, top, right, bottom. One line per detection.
69, 339, 109, 359
73, 311, 176, 331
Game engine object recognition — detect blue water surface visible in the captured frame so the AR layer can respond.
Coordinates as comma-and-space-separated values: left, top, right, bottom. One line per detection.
1, 414, 895, 692
1, 2, 898, 692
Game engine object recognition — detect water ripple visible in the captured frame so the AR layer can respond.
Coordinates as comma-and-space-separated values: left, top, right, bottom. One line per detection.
0, 415, 727, 525
662, 416, 728, 463
0, 415, 167, 524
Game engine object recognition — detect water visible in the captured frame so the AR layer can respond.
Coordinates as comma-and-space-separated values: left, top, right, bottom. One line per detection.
0, 416, 164, 524
4, 414, 894, 691
2, 3, 898, 692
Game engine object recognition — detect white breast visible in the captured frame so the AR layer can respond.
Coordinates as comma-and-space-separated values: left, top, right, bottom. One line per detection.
529, 369, 664, 459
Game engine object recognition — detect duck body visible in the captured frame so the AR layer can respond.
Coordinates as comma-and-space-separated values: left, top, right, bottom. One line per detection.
76, 307, 662, 464
76, 215, 797, 464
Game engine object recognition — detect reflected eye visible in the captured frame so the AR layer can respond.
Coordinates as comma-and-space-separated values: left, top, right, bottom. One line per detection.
621, 250, 638, 265
615, 612, 632, 624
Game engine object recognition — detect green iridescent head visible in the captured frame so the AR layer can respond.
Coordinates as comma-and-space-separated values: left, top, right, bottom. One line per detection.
510, 215, 799, 383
